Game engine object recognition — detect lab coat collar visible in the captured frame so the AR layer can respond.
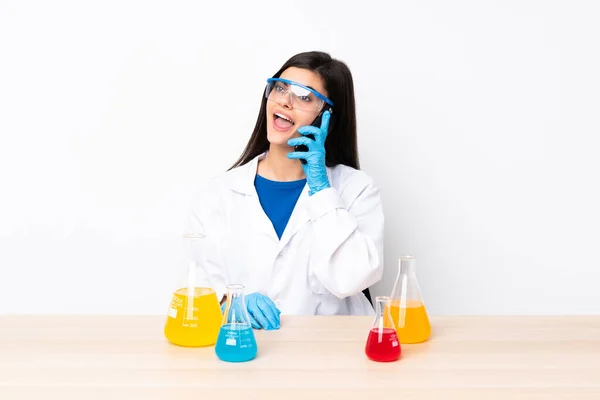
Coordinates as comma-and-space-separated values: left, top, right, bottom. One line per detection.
227, 152, 265, 196
226, 151, 333, 196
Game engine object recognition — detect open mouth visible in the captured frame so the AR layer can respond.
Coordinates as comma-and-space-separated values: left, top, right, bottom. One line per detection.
273, 112, 295, 130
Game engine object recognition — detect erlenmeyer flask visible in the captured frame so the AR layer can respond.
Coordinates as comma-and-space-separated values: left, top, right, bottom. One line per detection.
365, 296, 401, 362
164, 233, 223, 347
215, 284, 258, 362
389, 255, 431, 343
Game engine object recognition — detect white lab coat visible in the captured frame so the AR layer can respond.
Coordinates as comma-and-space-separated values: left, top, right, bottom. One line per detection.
185, 152, 384, 316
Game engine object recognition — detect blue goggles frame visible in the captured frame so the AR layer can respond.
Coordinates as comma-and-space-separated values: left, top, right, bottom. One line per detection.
266, 78, 334, 107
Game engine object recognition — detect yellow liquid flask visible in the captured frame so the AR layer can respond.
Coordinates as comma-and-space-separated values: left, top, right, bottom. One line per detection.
164, 233, 223, 347
388, 255, 432, 344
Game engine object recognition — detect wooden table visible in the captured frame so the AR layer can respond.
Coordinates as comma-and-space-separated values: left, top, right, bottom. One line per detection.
1, 315, 599, 399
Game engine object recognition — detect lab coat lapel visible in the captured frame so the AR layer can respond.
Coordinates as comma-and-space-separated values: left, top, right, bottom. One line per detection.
229, 153, 279, 243
277, 166, 333, 250
249, 188, 279, 242
277, 183, 310, 250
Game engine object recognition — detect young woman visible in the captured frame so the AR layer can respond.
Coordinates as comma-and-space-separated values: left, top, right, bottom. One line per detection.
186, 51, 384, 330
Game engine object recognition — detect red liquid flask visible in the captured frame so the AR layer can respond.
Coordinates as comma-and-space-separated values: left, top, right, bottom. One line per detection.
365, 296, 401, 362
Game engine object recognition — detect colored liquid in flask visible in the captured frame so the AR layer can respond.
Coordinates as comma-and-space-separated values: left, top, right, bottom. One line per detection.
365, 327, 401, 362
388, 300, 431, 344
215, 324, 257, 362
164, 287, 222, 347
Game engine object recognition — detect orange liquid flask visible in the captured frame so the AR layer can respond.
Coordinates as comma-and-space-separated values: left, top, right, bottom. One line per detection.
164, 233, 223, 347
365, 296, 401, 362
388, 256, 431, 344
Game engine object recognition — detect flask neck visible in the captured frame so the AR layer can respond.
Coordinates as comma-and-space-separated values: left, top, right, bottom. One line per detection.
184, 233, 206, 264
392, 255, 424, 305
226, 285, 245, 301
398, 256, 416, 277
223, 284, 250, 326
375, 297, 387, 318
373, 296, 394, 329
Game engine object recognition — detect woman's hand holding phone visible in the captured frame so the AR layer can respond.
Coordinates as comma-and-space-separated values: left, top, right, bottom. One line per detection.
287, 110, 331, 196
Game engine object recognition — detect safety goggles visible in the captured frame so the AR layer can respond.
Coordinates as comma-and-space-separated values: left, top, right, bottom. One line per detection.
264, 78, 334, 113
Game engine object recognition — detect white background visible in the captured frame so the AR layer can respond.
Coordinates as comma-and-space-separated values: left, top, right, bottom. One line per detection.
1, 1, 599, 315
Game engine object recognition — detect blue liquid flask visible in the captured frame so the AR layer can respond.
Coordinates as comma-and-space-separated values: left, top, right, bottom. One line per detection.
215, 284, 258, 362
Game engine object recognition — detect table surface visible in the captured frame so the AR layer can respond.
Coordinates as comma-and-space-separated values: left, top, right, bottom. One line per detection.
1, 315, 599, 399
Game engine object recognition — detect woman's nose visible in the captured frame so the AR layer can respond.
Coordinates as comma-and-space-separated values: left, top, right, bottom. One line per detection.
279, 92, 293, 109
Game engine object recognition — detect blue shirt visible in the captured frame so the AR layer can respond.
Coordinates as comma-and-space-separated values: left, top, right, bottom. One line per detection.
254, 174, 306, 239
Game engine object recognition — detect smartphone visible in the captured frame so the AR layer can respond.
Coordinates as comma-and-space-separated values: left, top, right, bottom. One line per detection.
294, 111, 330, 165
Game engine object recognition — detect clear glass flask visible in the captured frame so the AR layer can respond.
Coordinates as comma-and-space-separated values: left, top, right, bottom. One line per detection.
365, 296, 401, 362
164, 233, 223, 347
389, 255, 431, 343
215, 284, 258, 362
